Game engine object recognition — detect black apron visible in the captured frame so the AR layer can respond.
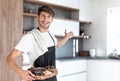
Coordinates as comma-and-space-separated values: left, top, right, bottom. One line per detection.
33, 32, 57, 81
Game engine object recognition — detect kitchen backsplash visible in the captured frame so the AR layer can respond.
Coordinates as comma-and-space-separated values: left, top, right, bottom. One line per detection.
56, 38, 83, 58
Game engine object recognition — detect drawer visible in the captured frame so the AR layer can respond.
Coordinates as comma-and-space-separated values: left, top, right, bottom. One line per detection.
56, 60, 87, 76
58, 72, 87, 81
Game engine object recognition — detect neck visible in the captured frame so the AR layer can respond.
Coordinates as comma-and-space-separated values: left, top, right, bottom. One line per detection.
38, 26, 48, 33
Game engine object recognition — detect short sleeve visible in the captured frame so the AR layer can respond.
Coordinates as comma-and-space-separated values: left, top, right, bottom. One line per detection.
15, 34, 33, 54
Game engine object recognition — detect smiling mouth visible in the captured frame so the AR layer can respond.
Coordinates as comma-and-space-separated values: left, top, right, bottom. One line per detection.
42, 21, 49, 25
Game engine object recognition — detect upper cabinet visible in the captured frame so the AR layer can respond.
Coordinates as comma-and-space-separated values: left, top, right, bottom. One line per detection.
79, 0, 92, 22
24, 0, 80, 10
49, 19, 79, 36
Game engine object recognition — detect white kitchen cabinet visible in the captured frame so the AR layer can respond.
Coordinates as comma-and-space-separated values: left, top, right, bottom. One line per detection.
79, 0, 92, 22
49, 19, 79, 36
39, 0, 80, 9
87, 60, 120, 81
59, 73, 86, 81
56, 59, 87, 81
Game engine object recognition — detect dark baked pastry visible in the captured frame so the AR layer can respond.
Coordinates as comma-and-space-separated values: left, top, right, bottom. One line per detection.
28, 67, 46, 76
28, 65, 58, 80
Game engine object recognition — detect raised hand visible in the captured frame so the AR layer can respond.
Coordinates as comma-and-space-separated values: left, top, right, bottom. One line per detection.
64, 29, 74, 39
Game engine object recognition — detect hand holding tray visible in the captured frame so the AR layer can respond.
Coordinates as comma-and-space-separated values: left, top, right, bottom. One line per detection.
28, 66, 58, 80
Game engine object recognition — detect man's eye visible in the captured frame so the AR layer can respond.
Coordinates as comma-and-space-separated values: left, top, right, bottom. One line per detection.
41, 15, 44, 17
48, 16, 52, 18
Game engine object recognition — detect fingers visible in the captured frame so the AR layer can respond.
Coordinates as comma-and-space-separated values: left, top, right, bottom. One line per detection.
69, 31, 73, 35
23, 70, 35, 81
68, 31, 74, 38
64, 29, 73, 35
27, 71, 35, 80
28, 71, 35, 77
20, 70, 35, 81
41, 76, 46, 80
27, 75, 35, 81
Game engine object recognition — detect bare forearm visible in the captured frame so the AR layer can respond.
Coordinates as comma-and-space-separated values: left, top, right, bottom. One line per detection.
56, 31, 74, 48
6, 54, 23, 74
6, 49, 23, 75
56, 36, 69, 48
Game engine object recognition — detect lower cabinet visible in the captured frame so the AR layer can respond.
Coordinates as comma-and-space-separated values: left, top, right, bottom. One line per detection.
56, 58, 120, 81
56, 59, 87, 81
87, 60, 120, 81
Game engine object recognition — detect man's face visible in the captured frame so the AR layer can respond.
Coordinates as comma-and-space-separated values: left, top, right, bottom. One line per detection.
38, 11, 53, 30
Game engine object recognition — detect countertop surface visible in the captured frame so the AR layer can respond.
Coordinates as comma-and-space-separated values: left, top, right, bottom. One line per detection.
56, 56, 120, 61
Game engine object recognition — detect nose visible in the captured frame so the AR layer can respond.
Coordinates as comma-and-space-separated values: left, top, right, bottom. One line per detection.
43, 16, 49, 21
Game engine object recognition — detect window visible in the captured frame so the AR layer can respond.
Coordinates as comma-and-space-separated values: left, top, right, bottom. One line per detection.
107, 7, 120, 55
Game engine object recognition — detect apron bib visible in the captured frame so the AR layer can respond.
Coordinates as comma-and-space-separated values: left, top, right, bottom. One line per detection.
33, 32, 57, 81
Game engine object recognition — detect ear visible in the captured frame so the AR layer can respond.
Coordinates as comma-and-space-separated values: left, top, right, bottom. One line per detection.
36, 15, 38, 18
37, 15, 40, 19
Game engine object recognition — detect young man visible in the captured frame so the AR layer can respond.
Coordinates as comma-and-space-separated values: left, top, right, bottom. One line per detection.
6, 5, 73, 81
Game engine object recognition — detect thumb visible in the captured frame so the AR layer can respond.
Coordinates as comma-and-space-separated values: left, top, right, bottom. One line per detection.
65, 29, 67, 35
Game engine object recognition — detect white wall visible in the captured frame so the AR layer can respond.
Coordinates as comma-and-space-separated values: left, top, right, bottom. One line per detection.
83, 0, 120, 56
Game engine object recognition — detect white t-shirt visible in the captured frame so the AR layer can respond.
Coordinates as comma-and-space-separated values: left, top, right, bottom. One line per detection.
15, 31, 57, 67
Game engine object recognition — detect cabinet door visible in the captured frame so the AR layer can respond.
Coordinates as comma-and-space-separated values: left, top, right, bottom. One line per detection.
49, 19, 79, 36
40, 0, 80, 9
87, 60, 120, 81
79, 0, 92, 21
58, 73, 86, 81
59, 0, 80, 9
56, 60, 87, 76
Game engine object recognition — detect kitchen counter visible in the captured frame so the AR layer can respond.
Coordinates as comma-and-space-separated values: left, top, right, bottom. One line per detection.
56, 56, 87, 61
56, 56, 120, 61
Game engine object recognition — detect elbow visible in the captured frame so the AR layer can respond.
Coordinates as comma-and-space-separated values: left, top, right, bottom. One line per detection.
6, 52, 14, 65
6, 54, 10, 64
56, 41, 62, 48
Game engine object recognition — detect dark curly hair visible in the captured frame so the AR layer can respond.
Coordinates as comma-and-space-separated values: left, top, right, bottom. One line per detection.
38, 5, 55, 17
